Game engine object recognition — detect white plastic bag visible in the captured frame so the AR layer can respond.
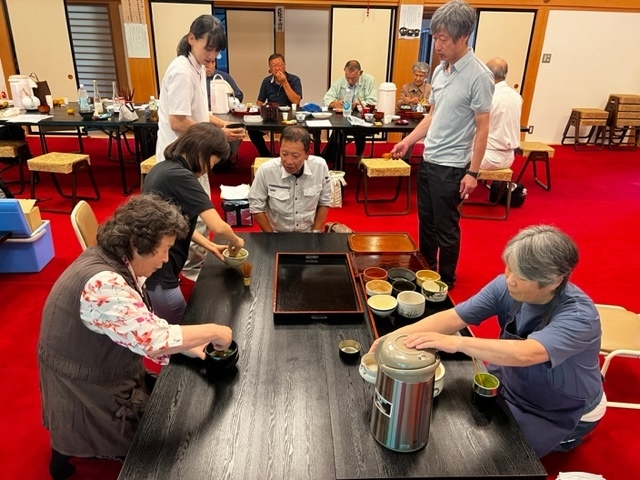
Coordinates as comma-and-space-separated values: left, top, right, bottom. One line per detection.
210, 74, 233, 114
329, 170, 347, 208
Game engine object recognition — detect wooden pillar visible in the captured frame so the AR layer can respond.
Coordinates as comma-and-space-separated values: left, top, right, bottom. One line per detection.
389, 0, 423, 143
121, 0, 157, 102
520, 6, 549, 134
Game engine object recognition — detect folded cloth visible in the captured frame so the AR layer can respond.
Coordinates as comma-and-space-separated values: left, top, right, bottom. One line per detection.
347, 116, 373, 127
557, 473, 605, 480
300, 103, 322, 112
220, 184, 250, 200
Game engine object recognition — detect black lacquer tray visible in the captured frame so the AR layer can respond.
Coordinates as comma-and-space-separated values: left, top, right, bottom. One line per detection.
273, 253, 364, 324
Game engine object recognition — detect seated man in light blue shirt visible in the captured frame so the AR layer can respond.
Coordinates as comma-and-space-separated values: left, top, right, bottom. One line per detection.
322, 60, 377, 163
248, 126, 332, 232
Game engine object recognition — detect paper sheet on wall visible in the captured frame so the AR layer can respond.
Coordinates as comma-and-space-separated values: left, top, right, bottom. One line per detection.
398, 5, 424, 39
124, 23, 151, 59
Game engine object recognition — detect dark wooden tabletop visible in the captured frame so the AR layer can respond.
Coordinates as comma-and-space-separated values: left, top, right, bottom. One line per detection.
119, 233, 546, 480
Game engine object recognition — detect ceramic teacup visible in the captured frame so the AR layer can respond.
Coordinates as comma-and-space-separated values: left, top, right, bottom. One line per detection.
415, 269, 440, 287
396, 290, 426, 318
364, 112, 374, 122
391, 279, 416, 297
421, 280, 448, 302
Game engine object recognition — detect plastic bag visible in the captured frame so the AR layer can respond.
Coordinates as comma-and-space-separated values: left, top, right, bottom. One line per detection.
329, 170, 346, 208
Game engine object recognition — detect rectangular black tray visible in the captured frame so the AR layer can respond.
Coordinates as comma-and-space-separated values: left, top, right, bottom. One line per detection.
273, 253, 365, 324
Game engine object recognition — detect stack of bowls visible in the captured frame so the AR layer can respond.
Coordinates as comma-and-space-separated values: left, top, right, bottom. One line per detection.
415, 269, 440, 287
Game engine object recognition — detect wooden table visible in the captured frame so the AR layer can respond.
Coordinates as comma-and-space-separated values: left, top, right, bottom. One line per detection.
119, 233, 546, 480
1, 103, 141, 195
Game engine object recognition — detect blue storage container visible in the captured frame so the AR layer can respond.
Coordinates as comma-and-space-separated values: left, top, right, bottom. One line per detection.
0, 220, 55, 273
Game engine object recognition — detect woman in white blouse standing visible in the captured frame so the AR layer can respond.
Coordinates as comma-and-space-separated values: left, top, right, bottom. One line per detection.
156, 14, 244, 281
38, 194, 233, 480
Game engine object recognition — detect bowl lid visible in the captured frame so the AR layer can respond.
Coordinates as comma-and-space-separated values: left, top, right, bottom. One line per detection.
377, 332, 438, 370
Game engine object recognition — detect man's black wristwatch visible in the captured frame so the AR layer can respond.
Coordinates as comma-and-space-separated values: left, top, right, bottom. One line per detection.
466, 170, 479, 179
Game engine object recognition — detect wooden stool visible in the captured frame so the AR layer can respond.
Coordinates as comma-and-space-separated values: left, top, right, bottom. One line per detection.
515, 142, 555, 191
460, 168, 513, 220
27, 152, 100, 214
140, 155, 157, 190
355, 158, 411, 216
0, 140, 31, 194
251, 157, 271, 182
561, 108, 608, 150
604, 94, 640, 151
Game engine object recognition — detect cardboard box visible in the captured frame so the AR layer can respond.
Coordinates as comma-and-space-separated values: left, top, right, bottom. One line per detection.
222, 199, 253, 227
0, 220, 54, 273
0, 199, 42, 236
18, 200, 42, 233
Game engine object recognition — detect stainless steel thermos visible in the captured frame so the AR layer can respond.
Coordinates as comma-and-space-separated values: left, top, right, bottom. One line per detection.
370, 333, 440, 452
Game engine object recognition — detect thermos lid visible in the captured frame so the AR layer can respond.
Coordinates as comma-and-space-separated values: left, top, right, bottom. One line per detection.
378, 333, 437, 370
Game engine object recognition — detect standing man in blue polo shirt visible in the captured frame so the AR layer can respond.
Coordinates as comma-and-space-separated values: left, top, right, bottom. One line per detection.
391, 0, 494, 289
249, 53, 303, 157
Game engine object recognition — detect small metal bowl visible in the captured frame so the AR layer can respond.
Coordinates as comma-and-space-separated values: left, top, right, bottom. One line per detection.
473, 372, 499, 398
339, 339, 361, 363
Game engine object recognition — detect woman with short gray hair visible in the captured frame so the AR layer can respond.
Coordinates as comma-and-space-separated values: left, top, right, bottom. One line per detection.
397, 61, 432, 109
372, 224, 604, 458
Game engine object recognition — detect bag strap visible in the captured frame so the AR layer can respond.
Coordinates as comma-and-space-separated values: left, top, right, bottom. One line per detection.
29, 73, 40, 82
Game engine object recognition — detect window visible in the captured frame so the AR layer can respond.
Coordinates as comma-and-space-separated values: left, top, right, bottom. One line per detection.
66, 2, 127, 98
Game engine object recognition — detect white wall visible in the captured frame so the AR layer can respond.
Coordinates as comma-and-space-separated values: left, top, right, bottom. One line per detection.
227, 10, 274, 104
284, 9, 330, 105
151, 3, 212, 86
6, 0, 77, 99
528, 10, 640, 143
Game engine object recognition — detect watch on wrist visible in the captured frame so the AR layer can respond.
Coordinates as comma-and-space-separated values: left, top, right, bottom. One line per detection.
466, 170, 479, 179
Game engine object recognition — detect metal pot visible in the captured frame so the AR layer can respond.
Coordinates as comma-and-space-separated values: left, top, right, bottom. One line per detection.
370, 332, 439, 452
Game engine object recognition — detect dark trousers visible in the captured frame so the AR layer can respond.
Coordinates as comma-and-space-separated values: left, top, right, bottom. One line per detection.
248, 130, 273, 157
417, 161, 466, 286
322, 132, 366, 165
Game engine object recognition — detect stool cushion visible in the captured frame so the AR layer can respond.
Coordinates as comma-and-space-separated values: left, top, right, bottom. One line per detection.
520, 141, 555, 158
252, 157, 272, 179
361, 158, 410, 177
598, 307, 640, 353
27, 153, 90, 174
610, 94, 640, 104
477, 168, 513, 182
572, 108, 609, 119
140, 155, 157, 175
0, 140, 27, 158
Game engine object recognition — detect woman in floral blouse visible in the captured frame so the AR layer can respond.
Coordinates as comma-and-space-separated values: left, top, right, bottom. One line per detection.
38, 194, 234, 480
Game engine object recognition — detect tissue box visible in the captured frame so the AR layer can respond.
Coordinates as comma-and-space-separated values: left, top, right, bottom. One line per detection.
222, 199, 252, 227
0, 220, 55, 273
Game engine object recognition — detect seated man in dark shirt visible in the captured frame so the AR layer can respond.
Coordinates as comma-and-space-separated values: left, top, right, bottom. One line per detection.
249, 53, 303, 157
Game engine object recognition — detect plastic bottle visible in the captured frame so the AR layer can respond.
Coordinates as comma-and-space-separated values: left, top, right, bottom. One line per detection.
148, 95, 158, 122
77, 84, 90, 112
343, 86, 354, 117
92, 79, 103, 114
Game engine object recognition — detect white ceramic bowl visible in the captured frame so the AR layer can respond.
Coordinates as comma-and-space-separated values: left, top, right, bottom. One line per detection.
367, 294, 397, 317
222, 247, 249, 267
365, 279, 393, 297
391, 115, 401, 121
422, 280, 449, 303
434, 362, 445, 397
235, 104, 247, 113
311, 112, 332, 119
397, 290, 426, 318
359, 352, 378, 384
244, 115, 263, 123
278, 106, 291, 112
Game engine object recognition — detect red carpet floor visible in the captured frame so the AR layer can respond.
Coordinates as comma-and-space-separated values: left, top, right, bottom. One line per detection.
1, 136, 639, 479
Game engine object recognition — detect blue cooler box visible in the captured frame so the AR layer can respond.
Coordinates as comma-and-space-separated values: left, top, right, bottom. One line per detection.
0, 220, 55, 273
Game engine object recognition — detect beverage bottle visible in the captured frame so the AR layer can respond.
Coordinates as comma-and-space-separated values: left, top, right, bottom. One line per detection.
92, 79, 103, 114
111, 81, 118, 102
77, 84, 90, 112
149, 95, 159, 122
343, 86, 354, 116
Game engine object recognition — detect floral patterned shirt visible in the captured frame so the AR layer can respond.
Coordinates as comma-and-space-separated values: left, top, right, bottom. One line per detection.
80, 271, 183, 365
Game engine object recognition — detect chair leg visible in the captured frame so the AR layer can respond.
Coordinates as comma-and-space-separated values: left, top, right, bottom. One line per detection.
516, 152, 550, 191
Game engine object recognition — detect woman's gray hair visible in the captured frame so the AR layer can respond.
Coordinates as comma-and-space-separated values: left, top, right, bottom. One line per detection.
430, 0, 477, 42
502, 225, 579, 292
97, 194, 189, 260
412, 62, 430, 75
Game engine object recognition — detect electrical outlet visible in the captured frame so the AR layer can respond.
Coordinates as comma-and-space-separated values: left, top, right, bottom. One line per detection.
528, 125, 534, 134
542, 54, 552, 64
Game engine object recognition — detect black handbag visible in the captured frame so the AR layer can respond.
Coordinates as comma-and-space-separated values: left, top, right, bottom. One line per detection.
29, 73, 51, 104
489, 181, 527, 207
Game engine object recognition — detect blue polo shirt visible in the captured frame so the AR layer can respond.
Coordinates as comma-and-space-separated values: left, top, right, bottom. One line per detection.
257, 72, 303, 106
425, 48, 494, 168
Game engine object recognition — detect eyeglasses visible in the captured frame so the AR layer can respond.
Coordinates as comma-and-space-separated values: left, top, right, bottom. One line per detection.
270, 63, 285, 69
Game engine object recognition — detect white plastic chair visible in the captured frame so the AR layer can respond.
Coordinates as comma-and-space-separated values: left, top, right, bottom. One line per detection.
596, 304, 640, 409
